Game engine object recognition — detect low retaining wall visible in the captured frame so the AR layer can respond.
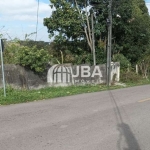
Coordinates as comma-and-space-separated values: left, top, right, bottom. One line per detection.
47, 62, 120, 86
0, 64, 47, 89
0, 62, 120, 89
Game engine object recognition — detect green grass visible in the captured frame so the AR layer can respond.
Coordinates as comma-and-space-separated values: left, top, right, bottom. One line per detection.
0, 84, 121, 105
0, 78, 150, 105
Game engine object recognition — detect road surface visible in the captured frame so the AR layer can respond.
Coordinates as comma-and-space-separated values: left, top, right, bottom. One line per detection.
0, 85, 150, 150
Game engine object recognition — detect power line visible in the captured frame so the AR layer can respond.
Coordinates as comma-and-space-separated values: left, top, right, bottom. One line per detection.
35, 0, 40, 41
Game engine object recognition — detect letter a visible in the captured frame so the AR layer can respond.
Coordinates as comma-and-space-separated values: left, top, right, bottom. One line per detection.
91, 66, 102, 77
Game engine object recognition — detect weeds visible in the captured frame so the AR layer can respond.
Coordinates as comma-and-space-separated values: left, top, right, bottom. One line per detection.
0, 78, 150, 105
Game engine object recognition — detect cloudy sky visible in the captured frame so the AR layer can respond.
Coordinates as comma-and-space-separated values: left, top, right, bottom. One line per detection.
0, 0, 150, 42
0, 0, 52, 42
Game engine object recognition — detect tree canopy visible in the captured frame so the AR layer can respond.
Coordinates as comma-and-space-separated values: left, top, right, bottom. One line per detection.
44, 0, 150, 65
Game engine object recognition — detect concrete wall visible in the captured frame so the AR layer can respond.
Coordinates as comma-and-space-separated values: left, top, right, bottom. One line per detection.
0, 63, 120, 89
47, 62, 120, 86
0, 64, 47, 89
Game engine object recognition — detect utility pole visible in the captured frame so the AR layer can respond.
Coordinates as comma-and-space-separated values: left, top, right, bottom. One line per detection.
91, 12, 96, 66
0, 39, 6, 97
106, 0, 112, 86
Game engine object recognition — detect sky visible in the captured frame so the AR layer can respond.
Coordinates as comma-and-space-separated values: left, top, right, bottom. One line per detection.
146, 0, 150, 14
0, 0, 150, 42
0, 0, 52, 42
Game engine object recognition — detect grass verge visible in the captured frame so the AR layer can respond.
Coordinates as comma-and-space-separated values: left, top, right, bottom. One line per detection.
0, 78, 149, 105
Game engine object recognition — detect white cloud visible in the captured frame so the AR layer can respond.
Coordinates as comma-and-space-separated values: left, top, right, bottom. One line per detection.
0, 0, 52, 41
0, 0, 52, 22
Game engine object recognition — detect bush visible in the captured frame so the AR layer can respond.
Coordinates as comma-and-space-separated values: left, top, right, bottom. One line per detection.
113, 54, 131, 71
120, 71, 142, 83
3, 41, 51, 73
17, 46, 50, 72
3, 43, 20, 64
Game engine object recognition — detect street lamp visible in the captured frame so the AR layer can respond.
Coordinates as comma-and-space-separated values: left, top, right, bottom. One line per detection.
90, 0, 112, 86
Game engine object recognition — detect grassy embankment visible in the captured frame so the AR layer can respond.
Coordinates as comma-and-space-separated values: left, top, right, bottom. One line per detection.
0, 79, 150, 105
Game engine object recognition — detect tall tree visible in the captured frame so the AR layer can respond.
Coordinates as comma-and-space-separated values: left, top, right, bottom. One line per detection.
44, 0, 95, 53
44, 0, 150, 65
120, 0, 150, 63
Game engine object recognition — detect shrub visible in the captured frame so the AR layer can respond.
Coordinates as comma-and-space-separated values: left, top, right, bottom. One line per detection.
120, 71, 142, 83
3, 41, 51, 73
17, 46, 50, 73
3, 43, 20, 64
113, 54, 131, 71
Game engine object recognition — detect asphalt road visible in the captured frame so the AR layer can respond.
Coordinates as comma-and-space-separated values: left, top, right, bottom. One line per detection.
0, 85, 150, 150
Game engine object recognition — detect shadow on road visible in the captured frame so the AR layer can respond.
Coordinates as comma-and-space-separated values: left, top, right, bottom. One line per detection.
108, 90, 141, 150
117, 122, 141, 150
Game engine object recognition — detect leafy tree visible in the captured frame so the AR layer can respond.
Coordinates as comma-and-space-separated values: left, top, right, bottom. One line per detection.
44, 0, 95, 64
114, 0, 150, 64
44, 0, 150, 66
44, 0, 84, 40
44, 0, 96, 53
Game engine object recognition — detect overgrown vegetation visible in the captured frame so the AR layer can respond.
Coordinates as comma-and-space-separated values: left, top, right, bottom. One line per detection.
43, 0, 150, 66
120, 71, 142, 83
3, 41, 51, 73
